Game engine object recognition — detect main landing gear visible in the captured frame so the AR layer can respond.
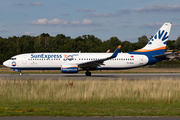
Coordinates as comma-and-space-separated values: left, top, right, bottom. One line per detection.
85, 70, 91, 76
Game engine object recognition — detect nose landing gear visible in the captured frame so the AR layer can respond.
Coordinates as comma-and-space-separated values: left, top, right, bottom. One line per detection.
19, 70, 23, 76
13, 69, 23, 76
19, 72, 23, 76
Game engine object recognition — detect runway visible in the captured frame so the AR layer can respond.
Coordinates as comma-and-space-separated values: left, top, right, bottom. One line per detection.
1, 73, 180, 80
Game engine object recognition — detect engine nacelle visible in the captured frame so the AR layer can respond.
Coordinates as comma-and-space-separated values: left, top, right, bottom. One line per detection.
61, 65, 78, 73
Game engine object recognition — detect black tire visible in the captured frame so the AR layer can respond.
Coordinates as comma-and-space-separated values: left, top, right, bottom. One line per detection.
85, 71, 91, 76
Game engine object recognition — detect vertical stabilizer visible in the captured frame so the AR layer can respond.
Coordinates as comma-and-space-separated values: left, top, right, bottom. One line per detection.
134, 23, 172, 53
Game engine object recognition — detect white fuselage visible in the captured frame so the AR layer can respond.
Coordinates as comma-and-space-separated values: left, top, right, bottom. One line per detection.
3, 53, 149, 70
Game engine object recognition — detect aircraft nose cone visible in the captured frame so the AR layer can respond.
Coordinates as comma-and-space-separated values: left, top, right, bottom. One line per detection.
3, 60, 9, 67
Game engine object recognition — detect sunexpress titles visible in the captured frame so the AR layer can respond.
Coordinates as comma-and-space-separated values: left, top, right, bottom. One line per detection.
31, 54, 62, 59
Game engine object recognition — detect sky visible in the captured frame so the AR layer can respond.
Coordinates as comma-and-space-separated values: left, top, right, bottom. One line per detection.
0, 0, 180, 42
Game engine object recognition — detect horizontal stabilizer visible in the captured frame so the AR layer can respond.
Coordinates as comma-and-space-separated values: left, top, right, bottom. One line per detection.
153, 52, 173, 59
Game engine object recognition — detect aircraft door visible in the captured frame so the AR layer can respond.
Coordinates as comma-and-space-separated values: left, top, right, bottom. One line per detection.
22, 55, 27, 64
139, 56, 143, 65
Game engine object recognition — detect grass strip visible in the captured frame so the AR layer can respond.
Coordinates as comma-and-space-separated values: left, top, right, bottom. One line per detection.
1, 79, 180, 116
1, 103, 180, 116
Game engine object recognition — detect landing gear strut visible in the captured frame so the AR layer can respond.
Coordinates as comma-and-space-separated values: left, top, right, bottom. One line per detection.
85, 71, 91, 76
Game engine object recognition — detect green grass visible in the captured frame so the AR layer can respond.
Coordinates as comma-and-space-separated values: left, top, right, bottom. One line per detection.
1, 79, 180, 116
1, 103, 180, 116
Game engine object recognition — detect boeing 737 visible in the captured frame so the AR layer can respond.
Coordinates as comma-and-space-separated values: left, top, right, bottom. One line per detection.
3, 23, 172, 76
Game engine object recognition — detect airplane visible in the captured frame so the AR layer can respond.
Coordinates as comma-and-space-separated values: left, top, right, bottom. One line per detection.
3, 23, 172, 76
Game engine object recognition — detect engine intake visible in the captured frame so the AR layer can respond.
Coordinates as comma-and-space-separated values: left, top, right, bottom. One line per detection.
61, 65, 78, 73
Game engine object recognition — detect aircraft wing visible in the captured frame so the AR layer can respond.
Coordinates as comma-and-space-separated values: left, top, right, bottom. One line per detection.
78, 45, 121, 68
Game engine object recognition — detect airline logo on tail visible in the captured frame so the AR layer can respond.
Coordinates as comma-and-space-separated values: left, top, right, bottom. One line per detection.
148, 30, 169, 45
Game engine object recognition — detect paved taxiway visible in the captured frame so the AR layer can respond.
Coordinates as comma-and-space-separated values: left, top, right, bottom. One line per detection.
0, 117, 180, 120
1, 73, 180, 80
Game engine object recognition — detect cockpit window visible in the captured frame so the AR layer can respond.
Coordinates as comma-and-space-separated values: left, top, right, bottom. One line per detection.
11, 58, 16, 60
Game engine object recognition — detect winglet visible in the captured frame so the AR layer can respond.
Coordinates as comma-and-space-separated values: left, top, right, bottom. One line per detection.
106, 49, 110, 53
110, 45, 121, 58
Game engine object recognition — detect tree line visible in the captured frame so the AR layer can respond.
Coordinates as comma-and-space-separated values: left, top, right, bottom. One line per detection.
0, 33, 180, 64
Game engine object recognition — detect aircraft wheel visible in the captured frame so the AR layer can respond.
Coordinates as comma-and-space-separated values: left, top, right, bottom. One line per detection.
85, 71, 91, 76
19, 72, 23, 76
